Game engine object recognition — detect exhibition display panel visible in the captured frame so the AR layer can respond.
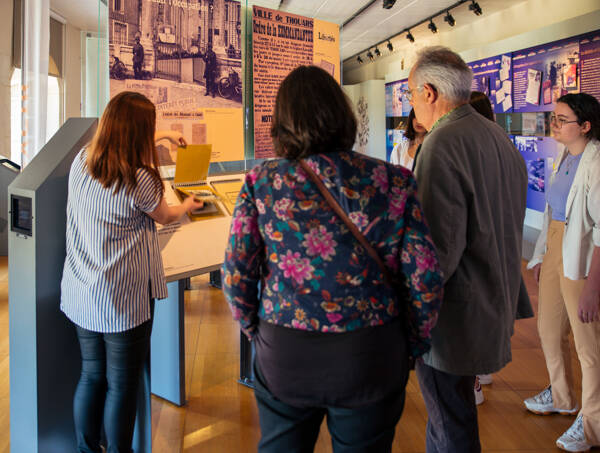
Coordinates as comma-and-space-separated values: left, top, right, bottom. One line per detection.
385, 28, 600, 217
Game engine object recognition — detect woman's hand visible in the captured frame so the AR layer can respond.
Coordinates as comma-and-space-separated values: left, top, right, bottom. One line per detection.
578, 284, 600, 323
183, 195, 204, 213
532, 263, 542, 284
155, 130, 187, 147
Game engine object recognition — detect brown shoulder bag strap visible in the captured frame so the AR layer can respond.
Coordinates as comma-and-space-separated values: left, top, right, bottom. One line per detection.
298, 159, 394, 288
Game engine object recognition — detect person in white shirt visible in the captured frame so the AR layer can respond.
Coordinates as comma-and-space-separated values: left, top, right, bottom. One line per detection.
390, 108, 426, 170
525, 93, 600, 452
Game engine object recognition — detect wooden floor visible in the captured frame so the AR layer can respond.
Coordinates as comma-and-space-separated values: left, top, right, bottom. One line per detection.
0, 259, 587, 452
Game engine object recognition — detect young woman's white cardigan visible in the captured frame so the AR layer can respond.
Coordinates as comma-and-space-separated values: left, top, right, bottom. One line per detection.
528, 139, 600, 280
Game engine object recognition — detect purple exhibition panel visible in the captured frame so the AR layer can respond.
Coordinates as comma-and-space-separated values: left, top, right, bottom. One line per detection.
512, 135, 560, 212
580, 33, 600, 103
512, 37, 580, 113
467, 54, 513, 113
384, 79, 410, 117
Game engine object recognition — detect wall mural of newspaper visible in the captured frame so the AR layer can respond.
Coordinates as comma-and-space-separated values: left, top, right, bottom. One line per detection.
109, 0, 243, 164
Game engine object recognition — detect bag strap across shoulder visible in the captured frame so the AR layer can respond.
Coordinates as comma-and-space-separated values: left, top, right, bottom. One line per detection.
298, 159, 394, 288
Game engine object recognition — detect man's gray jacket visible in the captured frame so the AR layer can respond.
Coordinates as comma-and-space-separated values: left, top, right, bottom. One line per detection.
414, 104, 528, 375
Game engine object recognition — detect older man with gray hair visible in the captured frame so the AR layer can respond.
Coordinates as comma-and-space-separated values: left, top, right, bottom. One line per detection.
408, 46, 527, 452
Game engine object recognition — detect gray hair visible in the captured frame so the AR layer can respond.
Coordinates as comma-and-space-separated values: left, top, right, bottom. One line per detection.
412, 46, 472, 104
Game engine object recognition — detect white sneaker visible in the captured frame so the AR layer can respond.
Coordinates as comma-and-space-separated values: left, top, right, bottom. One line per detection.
478, 374, 493, 385
556, 414, 592, 452
524, 386, 579, 415
474, 376, 484, 405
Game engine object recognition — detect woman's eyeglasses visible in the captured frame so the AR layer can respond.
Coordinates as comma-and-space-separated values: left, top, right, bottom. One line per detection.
549, 113, 579, 129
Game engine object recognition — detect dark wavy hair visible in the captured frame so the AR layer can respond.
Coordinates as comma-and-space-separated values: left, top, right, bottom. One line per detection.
270, 66, 357, 159
469, 91, 494, 121
557, 93, 600, 141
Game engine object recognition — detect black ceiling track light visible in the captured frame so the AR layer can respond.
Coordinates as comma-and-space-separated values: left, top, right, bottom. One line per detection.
444, 11, 456, 27
428, 19, 438, 33
469, 0, 482, 16
357, 55, 363, 64
348, 0, 485, 65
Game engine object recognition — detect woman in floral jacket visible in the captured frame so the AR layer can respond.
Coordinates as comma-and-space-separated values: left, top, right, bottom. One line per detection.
222, 65, 443, 453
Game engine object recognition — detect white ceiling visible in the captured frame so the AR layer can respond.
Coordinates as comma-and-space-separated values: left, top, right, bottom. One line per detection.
50, 0, 526, 60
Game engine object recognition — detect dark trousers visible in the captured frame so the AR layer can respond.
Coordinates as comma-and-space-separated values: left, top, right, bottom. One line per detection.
253, 362, 405, 453
416, 361, 481, 453
73, 312, 153, 453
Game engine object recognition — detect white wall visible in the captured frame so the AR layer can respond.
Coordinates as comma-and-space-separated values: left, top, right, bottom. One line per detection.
343, 0, 600, 85
344, 80, 386, 161
0, 0, 14, 158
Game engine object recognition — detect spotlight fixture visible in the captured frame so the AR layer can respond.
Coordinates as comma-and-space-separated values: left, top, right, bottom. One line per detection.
382, 0, 396, 9
357, 55, 363, 64
374, 47, 381, 57
406, 30, 415, 43
469, 0, 482, 16
387, 41, 393, 52
367, 49, 374, 61
428, 19, 438, 34
444, 11, 456, 27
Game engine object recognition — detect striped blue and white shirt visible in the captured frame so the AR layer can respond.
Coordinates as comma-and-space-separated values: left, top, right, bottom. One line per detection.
61, 149, 168, 333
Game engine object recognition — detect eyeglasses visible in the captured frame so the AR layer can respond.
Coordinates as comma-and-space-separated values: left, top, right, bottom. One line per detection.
403, 86, 423, 101
549, 113, 579, 129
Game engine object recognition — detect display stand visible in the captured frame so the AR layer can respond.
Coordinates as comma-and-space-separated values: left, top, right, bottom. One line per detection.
8, 118, 99, 453
150, 173, 244, 406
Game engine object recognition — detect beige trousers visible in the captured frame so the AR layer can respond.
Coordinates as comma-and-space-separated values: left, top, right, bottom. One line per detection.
538, 220, 600, 444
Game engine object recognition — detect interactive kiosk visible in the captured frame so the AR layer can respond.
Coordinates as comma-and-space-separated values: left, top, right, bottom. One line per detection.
8, 118, 99, 453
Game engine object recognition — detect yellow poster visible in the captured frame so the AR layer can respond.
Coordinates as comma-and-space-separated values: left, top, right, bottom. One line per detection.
314, 19, 340, 83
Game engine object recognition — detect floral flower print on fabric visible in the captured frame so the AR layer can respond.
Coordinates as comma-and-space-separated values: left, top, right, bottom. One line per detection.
222, 150, 443, 360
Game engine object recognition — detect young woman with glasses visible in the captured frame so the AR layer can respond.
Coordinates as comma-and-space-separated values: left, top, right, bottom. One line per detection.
525, 93, 600, 452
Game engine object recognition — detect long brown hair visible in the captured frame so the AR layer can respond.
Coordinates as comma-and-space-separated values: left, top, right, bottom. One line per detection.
86, 91, 163, 196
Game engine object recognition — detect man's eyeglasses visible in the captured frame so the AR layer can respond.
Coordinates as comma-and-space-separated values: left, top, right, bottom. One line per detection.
403, 86, 423, 101
549, 113, 579, 129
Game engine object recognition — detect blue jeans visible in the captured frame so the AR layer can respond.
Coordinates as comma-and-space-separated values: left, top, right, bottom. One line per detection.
73, 310, 153, 453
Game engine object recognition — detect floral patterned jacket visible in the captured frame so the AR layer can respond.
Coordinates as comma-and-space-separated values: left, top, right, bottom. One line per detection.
222, 151, 443, 359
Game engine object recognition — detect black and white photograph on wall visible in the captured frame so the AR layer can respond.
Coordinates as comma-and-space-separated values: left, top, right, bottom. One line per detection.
109, 0, 245, 166
109, 0, 242, 107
